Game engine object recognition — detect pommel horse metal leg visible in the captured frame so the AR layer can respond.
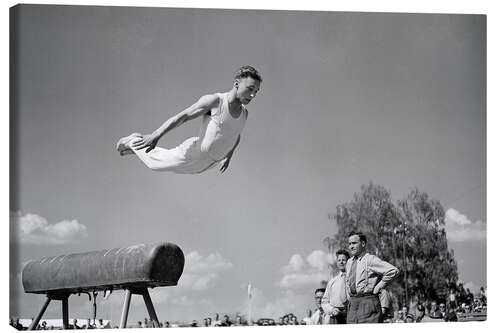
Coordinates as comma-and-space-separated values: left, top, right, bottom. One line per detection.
119, 287, 160, 329
119, 289, 133, 329
142, 289, 160, 327
27, 293, 69, 331
62, 296, 69, 329
28, 297, 51, 330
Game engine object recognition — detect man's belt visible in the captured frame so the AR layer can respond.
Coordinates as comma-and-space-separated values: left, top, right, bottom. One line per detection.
350, 293, 378, 298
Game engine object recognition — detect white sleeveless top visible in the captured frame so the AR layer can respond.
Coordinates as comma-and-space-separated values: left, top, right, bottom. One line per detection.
199, 93, 247, 161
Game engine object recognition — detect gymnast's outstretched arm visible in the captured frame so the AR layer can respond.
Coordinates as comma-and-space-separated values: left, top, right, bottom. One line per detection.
132, 94, 220, 152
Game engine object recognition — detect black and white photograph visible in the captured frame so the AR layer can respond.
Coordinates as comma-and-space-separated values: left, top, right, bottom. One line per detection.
8, 1, 489, 331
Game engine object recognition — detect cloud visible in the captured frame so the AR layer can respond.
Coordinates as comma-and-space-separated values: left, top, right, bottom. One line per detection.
283, 254, 305, 274
177, 251, 233, 291
306, 250, 329, 271
186, 252, 233, 273
278, 272, 329, 290
11, 211, 88, 245
278, 250, 330, 289
445, 208, 486, 242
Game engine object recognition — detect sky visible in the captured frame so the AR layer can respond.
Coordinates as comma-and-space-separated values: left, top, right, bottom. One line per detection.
9, 4, 486, 325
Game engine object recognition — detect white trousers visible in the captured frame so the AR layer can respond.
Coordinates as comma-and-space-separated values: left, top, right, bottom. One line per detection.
129, 137, 220, 174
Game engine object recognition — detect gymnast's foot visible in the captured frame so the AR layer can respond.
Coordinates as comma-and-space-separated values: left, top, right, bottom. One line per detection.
116, 132, 141, 155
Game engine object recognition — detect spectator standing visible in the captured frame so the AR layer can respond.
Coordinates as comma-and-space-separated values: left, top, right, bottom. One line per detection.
345, 232, 399, 324
212, 313, 222, 327
480, 287, 487, 304
310, 288, 327, 324
448, 288, 457, 310
401, 306, 409, 322
221, 315, 232, 327
443, 304, 458, 322
70, 319, 81, 329
394, 310, 405, 323
415, 301, 425, 322
13, 318, 24, 330
466, 288, 474, 305
84, 318, 94, 329
302, 310, 313, 325
379, 289, 394, 322
234, 315, 245, 326
96, 318, 106, 329
429, 302, 442, 319
457, 283, 466, 305
439, 303, 447, 317
473, 299, 483, 312
322, 249, 349, 324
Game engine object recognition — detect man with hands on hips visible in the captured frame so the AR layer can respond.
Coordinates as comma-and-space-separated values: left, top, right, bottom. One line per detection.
345, 231, 399, 324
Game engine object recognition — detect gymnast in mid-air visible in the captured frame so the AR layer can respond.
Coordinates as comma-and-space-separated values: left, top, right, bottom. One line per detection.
116, 65, 262, 174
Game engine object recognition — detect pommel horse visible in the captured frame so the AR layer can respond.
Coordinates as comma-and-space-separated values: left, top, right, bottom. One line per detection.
22, 242, 184, 330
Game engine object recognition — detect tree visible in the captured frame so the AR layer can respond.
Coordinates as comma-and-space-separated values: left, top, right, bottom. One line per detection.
326, 183, 400, 265
397, 188, 458, 301
324, 183, 458, 305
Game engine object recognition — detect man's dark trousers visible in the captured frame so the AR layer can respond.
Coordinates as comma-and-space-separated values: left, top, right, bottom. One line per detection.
330, 313, 347, 324
347, 294, 383, 324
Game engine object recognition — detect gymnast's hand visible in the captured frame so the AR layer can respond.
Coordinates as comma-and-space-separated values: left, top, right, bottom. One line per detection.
132, 133, 159, 153
219, 156, 231, 173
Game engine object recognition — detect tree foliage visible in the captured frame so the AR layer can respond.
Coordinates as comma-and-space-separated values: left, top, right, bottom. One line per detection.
325, 183, 458, 304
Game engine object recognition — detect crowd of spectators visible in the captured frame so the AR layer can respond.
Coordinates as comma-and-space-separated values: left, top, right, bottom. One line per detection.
383, 283, 487, 324
9, 318, 113, 330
